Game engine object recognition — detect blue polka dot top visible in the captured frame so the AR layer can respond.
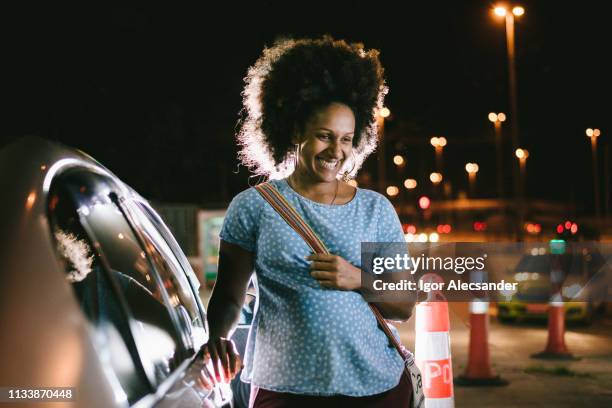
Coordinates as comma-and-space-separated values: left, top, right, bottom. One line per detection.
219, 178, 406, 396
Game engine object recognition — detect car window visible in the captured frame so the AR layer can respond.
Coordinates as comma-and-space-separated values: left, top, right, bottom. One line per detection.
123, 199, 206, 350
49, 170, 189, 393
48, 175, 152, 405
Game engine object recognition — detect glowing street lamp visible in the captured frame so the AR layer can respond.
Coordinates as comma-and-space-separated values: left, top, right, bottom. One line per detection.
465, 162, 479, 197
393, 155, 405, 166
515, 148, 529, 161
430, 172, 443, 185
404, 178, 417, 189
494, 6, 507, 16
386, 185, 399, 197
586, 128, 602, 219
379, 107, 391, 118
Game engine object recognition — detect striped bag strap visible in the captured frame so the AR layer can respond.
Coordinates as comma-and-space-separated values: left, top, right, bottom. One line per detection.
253, 181, 409, 361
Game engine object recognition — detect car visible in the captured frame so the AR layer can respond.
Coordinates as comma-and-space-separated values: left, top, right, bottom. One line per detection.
0, 137, 251, 408
497, 251, 610, 325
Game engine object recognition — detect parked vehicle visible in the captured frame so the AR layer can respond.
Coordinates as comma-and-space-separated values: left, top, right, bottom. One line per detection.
0, 137, 249, 407
497, 251, 610, 324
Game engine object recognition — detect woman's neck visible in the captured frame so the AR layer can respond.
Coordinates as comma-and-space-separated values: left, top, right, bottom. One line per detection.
287, 170, 339, 204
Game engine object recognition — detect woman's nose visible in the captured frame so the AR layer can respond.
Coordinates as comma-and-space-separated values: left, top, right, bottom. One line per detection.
329, 139, 343, 158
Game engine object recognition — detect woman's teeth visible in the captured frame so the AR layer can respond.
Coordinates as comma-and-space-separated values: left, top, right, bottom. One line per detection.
317, 158, 339, 170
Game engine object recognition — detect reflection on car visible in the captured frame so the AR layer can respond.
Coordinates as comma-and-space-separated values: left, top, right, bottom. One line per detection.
0, 137, 249, 407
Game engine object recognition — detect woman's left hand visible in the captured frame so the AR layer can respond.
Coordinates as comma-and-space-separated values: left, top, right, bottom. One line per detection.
307, 253, 361, 291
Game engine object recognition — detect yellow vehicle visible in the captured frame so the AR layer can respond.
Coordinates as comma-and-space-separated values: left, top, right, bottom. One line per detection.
497, 252, 609, 325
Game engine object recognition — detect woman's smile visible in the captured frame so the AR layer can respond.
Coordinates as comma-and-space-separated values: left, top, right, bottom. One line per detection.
316, 157, 340, 171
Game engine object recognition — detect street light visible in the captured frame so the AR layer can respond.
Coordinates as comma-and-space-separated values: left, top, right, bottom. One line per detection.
386, 185, 399, 197
430, 172, 443, 185
493, 4, 524, 222
393, 155, 405, 166
515, 148, 529, 161
465, 162, 479, 197
488, 112, 506, 198
515, 148, 529, 239
404, 178, 417, 189
376, 107, 391, 193
586, 128, 602, 220
430, 136, 447, 173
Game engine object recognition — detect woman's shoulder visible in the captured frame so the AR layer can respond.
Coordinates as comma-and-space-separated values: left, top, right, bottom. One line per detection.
228, 184, 267, 210
355, 187, 391, 206
355, 187, 398, 217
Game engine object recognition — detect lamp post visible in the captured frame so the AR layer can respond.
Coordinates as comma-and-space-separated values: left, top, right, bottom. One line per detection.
465, 163, 479, 197
430, 136, 447, 173
515, 148, 529, 182
515, 148, 529, 240
430, 172, 443, 201
494, 5, 524, 154
376, 107, 391, 193
494, 5, 524, 234
586, 128, 602, 220
605, 145, 610, 220
488, 112, 506, 198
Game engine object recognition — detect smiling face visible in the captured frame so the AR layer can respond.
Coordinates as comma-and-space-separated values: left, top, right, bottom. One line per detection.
293, 102, 356, 183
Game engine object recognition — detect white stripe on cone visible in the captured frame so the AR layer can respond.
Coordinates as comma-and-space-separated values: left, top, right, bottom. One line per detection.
549, 293, 564, 307
469, 300, 489, 314
416, 331, 452, 361
424, 397, 455, 408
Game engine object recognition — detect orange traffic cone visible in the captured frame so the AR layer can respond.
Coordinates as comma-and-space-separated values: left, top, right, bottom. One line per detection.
531, 257, 578, 360
415, 299, 454, 407
455, 300, 508, 386
531, 294, 578, 360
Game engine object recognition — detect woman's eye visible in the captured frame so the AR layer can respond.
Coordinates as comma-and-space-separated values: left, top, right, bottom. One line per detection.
317, 134, 331, 140
342, 138, 353, 144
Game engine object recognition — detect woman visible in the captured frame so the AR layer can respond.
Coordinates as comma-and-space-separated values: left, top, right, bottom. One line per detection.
204, 36, 415, 407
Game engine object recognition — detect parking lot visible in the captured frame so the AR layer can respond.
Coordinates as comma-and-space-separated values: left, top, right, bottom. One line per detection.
396, 303, 612, 407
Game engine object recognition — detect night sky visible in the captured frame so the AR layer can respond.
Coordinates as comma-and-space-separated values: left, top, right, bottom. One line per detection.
4, 1, 610, 213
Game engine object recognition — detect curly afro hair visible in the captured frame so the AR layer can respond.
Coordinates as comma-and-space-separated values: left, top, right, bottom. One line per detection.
237, 36, 387, 178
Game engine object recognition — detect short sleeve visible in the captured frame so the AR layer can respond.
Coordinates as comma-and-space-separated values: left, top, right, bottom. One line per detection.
219, 188, 262, 252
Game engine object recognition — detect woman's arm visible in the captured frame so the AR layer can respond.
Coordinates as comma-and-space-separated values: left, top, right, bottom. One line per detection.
207, 240, 254, 336
308, 253, 414, 321
204, 240, 254, 381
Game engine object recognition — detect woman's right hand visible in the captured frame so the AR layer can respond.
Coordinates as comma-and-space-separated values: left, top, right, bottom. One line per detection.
201, 337, 242, 383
